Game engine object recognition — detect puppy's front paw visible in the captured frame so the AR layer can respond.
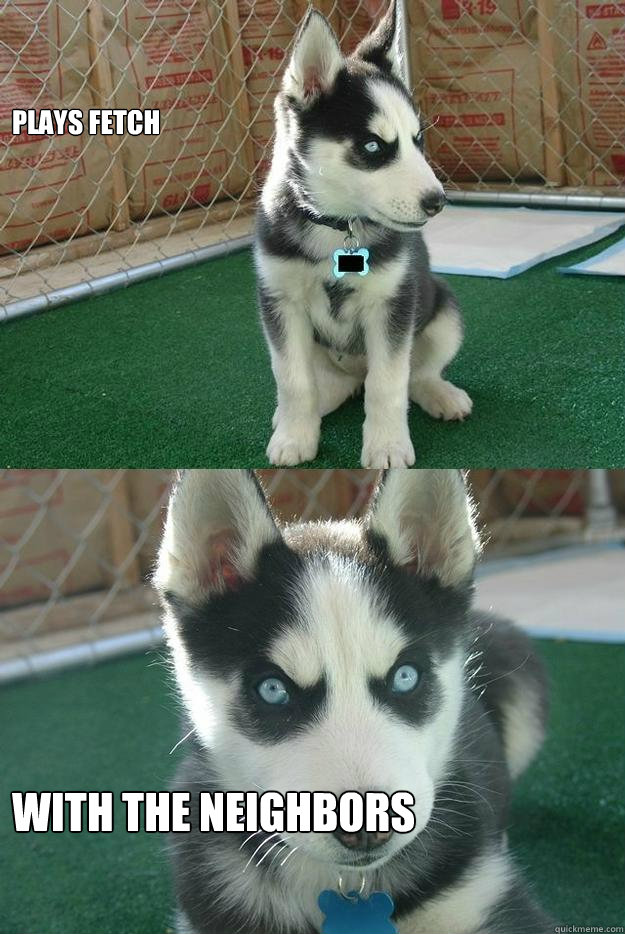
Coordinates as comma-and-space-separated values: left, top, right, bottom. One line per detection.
267, 419, 320, 465
361, 426, 415, 468
411, 378, 473, 421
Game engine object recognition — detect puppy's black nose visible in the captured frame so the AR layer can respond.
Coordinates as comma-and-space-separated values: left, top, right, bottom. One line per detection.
421, 190, 446, 217
333, 828, 393, 850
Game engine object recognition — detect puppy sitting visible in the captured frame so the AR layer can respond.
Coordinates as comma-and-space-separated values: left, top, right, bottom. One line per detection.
255, 1, 472, 466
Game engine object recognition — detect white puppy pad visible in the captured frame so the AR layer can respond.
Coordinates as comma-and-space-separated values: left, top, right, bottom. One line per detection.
476, 546, 625, 643
423, 205, 625, 279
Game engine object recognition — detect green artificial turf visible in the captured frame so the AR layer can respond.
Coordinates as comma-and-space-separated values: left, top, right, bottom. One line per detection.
0, 639, 624, 934
2, 228, 624, 468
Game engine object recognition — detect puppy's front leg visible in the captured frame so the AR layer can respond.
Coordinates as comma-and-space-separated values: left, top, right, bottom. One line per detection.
361, 318, 415, 468
265, 301, 321, 466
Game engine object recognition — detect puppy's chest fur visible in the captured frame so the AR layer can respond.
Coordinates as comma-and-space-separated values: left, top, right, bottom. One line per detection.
259, 234, 411, 355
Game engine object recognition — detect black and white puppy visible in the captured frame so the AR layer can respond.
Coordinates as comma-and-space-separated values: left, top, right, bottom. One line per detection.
155, 469, 552, 934
255, 2, 472, 467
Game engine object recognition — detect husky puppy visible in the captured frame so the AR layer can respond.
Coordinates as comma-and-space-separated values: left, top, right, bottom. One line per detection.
155, 469, 552, 934
255, 2, 473, 467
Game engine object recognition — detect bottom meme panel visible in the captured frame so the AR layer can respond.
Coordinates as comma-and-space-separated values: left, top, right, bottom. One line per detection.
1, 469, 624, 934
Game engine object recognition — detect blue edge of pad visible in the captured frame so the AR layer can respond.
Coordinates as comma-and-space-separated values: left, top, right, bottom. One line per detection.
558, 235, 625, 276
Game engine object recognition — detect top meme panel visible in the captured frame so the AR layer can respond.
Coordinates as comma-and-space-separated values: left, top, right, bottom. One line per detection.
1, 0, 624, 469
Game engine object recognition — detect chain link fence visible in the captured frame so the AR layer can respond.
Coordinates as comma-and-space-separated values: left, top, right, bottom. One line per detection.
1, 468, 623, 682
1, 0, 623, 316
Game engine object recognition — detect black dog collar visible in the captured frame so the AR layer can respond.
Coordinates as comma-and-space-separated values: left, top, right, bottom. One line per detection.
298, 207, 377, 232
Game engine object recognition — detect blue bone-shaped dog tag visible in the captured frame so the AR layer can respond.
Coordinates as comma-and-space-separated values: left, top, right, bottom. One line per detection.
332, 248, 370, 279
319, 889, 397, 934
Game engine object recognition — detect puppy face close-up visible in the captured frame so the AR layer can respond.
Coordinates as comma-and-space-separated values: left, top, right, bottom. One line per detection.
156, 470, 478, 869
278, 7, 446, 229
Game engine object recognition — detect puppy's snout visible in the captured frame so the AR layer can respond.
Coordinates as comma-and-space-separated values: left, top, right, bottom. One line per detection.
333, 828, 393, 851
421, 189, 446, 217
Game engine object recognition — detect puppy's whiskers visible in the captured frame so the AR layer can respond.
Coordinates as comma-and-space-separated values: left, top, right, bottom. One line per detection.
169, 728, 194, 756
239, 829, 263, 851
279, 844, 300, 868
268, 841, 290, 869
419, 114, 440, 132
256, 834, 292, 868
242, 832, 282, 874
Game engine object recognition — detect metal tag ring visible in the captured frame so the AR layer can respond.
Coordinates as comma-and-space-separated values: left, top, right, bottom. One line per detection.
337, 873, 367, 901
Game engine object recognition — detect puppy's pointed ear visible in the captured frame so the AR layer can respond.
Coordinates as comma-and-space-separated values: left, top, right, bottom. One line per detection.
283, 9, 343, 105
352, 0, 404, 83
154, 470, 280, 603
366, 470, 480, 587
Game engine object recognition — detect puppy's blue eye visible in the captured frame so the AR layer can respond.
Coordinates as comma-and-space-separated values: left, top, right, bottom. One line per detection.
364, 140, 381, 153
257, 677, 290, 705
391, 665, 419, 694
414, 131, 424, 148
